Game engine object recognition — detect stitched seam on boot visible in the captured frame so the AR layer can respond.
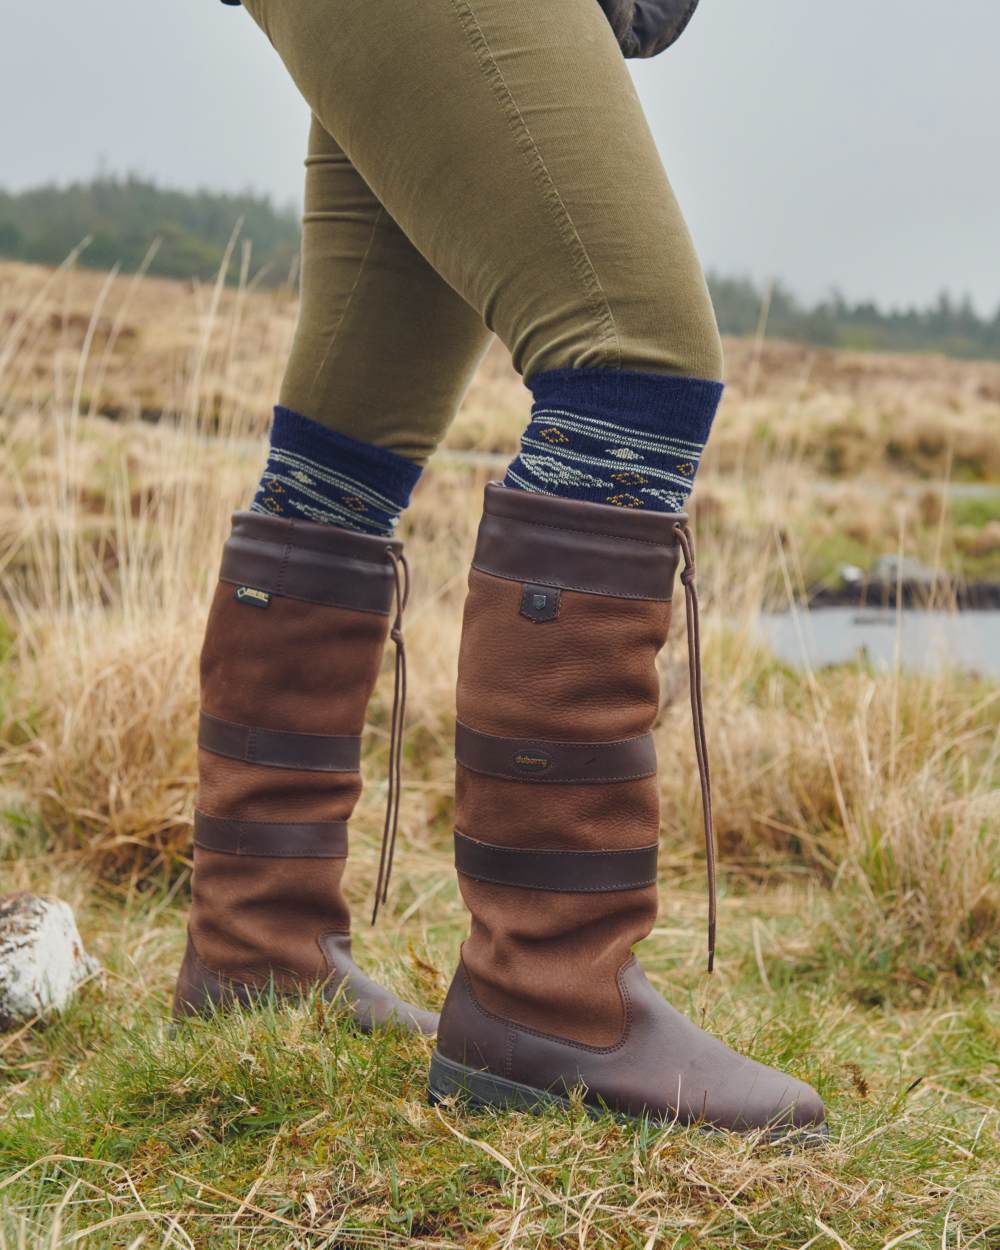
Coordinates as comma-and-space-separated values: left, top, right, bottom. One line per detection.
276, 537, 292, 596
459, 961, 633, 1054
472, 563, 670, 601
456, 835, 658, 860
317, 929, 353, 982
189, 946, 299, 991
457, 763, 656, 783
482, 513, 680, 548
459, 724, 653, 751
459, 876, 657, 892
219, 575, 390, 615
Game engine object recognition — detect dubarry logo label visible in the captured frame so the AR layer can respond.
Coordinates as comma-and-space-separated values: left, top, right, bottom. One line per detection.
519, 582, 560, 623
234, 586, 271, 609
514, 752, 551, 774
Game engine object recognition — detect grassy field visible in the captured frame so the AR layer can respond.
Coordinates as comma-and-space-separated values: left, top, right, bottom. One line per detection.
0, 257, 998, 1248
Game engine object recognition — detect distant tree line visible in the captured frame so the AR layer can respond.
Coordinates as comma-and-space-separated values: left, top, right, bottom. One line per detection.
708, 274, 1000, 361
2, 176, 998, 360
0, 175, 300, 285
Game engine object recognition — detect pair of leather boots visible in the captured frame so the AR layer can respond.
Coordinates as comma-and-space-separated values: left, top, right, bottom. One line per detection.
174, 483, 826, 1141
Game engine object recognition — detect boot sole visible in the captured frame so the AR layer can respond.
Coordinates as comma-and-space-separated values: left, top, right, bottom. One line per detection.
428, 1050, 829, 1147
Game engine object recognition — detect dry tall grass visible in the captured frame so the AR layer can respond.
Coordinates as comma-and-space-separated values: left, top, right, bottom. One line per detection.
0, 256, 997, 996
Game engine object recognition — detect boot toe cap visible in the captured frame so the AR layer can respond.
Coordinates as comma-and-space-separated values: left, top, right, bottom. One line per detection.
786, 1076, 826, 1132
405, 1004, 441, 1037
731, 1067, 826, 1139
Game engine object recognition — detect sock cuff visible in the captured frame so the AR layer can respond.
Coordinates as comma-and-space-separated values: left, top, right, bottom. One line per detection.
253, 407, 422, 535
527, 368, 723, 445
270, 407, 423, 499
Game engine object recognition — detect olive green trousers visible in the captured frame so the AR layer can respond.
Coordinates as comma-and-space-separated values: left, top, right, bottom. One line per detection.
241, 0, 723, 463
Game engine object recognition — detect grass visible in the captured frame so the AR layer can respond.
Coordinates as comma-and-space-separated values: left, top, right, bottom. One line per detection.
0, 255, 998, 1247
1, 873, 997, 1248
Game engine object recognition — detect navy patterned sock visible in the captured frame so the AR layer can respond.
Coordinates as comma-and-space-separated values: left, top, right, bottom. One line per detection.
503, 368, 723, 512
251, 406, 421, 536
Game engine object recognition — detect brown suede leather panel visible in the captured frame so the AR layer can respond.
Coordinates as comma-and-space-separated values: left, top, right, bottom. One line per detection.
456, 768, 659, 852
457, 571, 670, 740
455, 560, 673, 1046
197, 750, 362, 822
200, 581, 389, 735
189, 846, 350, 984
459, 878, 658, 1046
188, 551, 391, 991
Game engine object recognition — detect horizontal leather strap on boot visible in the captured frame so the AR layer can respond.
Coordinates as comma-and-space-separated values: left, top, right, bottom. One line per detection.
454, 830, 658, 892
220, 511, 400, 614
194, 811, 349, 858
199, 711, 362, 772
472, 482, 683, 601
455, 721, 656, 784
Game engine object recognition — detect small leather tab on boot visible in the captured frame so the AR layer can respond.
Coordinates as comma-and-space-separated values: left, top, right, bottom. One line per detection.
520, 583, 560, 622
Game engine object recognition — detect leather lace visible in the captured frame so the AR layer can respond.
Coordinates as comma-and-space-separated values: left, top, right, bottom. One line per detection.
673, 522, 718, 973
371, 548, 409, 924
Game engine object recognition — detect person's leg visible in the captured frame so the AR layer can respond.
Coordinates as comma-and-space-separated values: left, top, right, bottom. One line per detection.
252, 117, 492, 534
241, 0, 722, 515
175, 121, 488, 1031
174, 509, 440, 1035
278, 117, 492, 464
244, 0, 720, 382
235, 0, 823, 1131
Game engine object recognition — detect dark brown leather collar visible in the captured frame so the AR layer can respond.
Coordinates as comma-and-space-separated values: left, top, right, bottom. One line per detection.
220, 511, 402, 614
472, 483, 684, 601
229, 510, 402, 562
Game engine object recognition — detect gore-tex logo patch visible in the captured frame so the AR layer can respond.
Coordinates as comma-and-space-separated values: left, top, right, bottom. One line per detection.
514, 752, 551, 773
234, 585, 271, 608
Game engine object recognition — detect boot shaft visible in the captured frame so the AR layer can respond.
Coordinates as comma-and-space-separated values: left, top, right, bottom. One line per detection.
453, 484, 684, 1045
189, 511, 402, 985
434, 487, 826, 1137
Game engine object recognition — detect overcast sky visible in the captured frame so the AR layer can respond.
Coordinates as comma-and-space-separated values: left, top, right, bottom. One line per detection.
4, 0, 998, 311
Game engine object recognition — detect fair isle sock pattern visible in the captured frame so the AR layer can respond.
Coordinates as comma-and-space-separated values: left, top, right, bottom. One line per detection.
251, 406, 421, 536
503, 368, 723, 512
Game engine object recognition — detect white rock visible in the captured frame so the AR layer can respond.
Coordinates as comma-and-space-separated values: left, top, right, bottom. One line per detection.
0, 894, 100, 1028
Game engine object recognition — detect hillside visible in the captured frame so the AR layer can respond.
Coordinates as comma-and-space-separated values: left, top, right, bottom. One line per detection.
1, 177, 999, 359
0, 176, 300, 285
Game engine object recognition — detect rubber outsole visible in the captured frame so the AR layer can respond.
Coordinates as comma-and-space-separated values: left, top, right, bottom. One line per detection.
428, 1050, 830, 1148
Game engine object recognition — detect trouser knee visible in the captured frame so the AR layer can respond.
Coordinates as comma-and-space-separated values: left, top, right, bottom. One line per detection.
518, 264, 725, 386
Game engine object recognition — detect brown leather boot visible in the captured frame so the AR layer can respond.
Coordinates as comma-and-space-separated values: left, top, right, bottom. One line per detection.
429, 484, 826, 1139
173, 511, 437, 1035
